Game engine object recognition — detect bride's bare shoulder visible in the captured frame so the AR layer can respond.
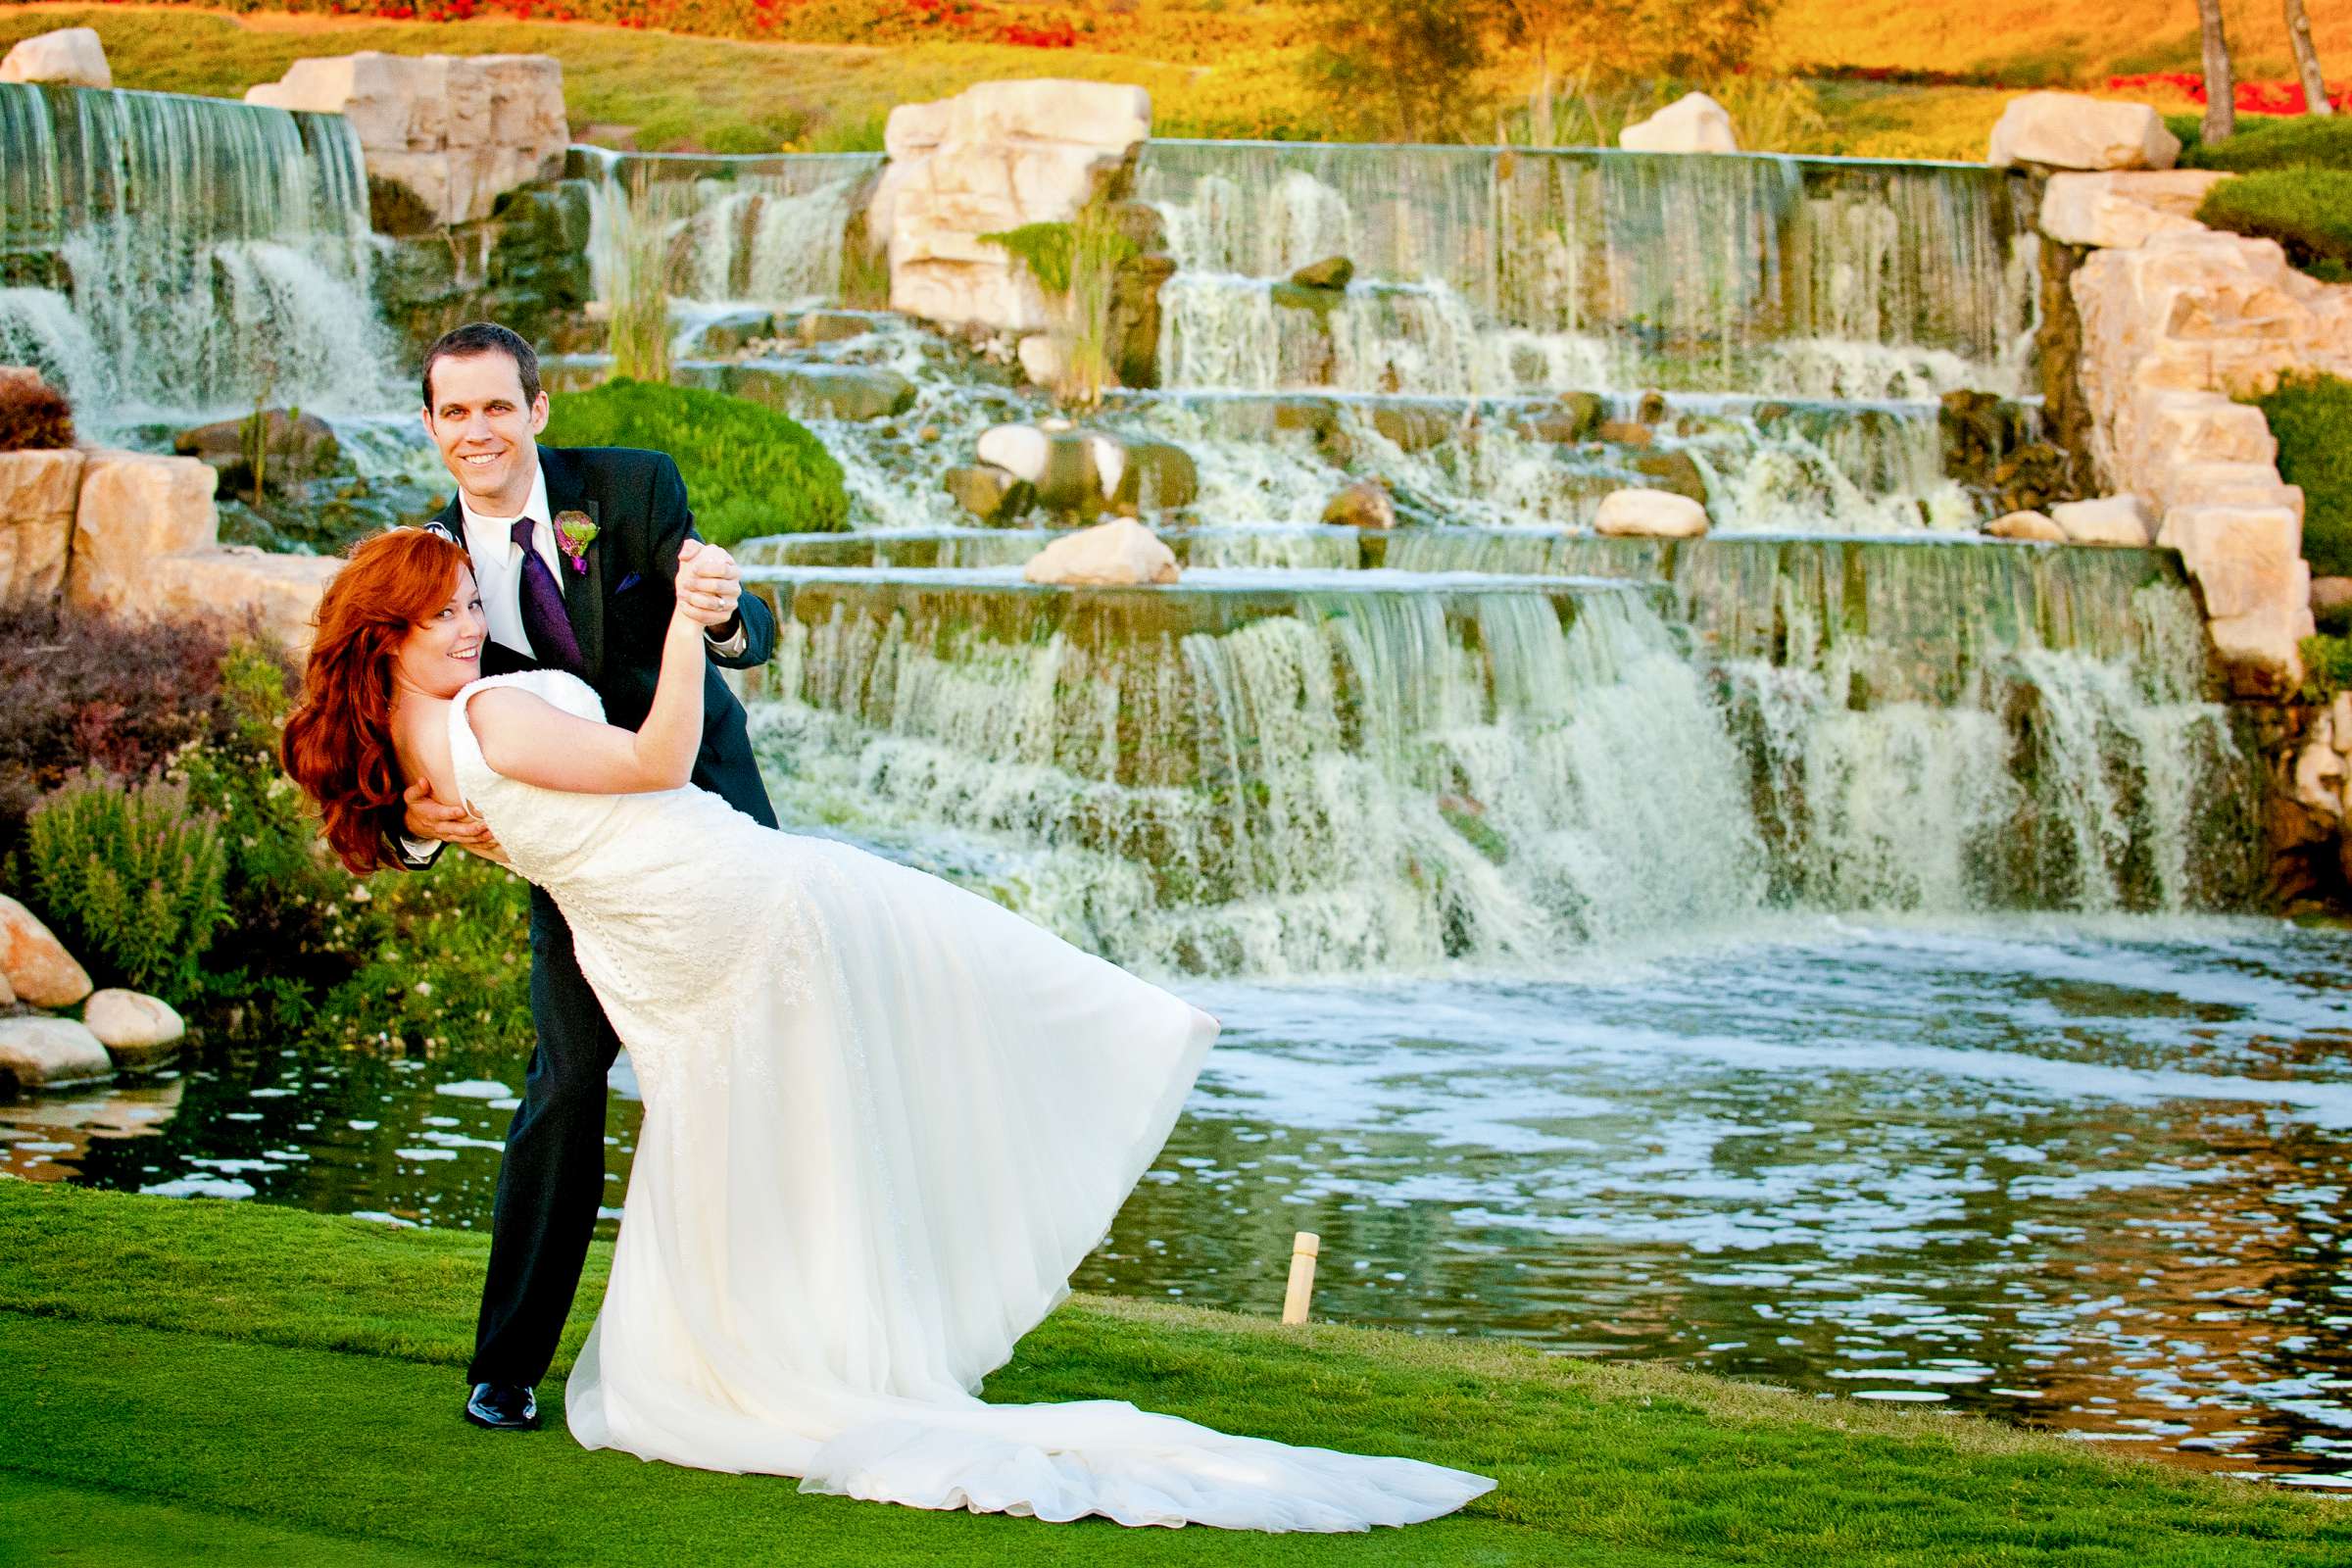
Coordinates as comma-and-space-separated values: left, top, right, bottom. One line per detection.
391, 692, 463, 807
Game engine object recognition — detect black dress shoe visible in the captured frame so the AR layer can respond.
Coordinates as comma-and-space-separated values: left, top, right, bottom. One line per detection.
465, 1382, 540, 1431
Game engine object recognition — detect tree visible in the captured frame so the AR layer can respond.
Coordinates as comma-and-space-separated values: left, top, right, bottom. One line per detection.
2284, 0, 2332, 118
2197, 0, 2236, 144
1298, 0, 1492, 143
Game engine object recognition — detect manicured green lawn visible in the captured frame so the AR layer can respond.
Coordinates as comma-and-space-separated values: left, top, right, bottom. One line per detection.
1, 1181, 2346, 1564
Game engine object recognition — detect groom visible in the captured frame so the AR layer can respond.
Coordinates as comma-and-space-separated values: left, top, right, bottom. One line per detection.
400, 321, 780, 1432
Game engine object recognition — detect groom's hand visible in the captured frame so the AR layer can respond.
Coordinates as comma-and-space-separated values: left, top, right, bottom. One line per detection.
403, 777, 503, 858
673, 538, 741, 629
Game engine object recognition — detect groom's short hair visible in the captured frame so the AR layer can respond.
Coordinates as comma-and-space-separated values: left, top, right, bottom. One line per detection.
422, 321, 542, 411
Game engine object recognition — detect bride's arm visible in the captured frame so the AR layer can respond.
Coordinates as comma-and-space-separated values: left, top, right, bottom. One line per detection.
468, 603, 708, 795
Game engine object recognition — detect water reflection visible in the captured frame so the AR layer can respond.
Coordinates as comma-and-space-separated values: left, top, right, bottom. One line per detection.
8, 914, 2352, 1482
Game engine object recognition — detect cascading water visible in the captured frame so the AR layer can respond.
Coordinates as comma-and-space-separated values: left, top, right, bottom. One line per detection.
1139, 140, 2038, 401
744, 544, 2259, 974
578, 148, 883, 327
0, 82, 397, 430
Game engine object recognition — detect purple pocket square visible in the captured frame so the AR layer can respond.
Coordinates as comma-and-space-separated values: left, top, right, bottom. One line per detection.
615, 571, 643, 593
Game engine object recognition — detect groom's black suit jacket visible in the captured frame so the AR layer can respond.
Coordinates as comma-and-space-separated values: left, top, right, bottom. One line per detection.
420, 443, 780, 837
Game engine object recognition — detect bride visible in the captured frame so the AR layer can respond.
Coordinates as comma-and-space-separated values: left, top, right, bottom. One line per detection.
279, 526, 1493, 1531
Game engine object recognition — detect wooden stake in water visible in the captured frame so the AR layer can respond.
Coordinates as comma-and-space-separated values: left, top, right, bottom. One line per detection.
1281, 1231, 1319, 1325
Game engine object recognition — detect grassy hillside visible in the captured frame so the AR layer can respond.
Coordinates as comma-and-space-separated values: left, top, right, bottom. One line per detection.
0, 1, 2286, 159
3, 1180, 2348, 1565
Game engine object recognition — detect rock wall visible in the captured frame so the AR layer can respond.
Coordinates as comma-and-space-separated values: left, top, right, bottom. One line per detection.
0, 383, 336, 653
371, 178, 598, 359
245, 52, 567, 229
2057, 173, 2352, 695
877, 79, 1152, 333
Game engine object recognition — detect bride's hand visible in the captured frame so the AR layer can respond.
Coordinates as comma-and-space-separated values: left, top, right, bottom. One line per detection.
673, 538, 741, 628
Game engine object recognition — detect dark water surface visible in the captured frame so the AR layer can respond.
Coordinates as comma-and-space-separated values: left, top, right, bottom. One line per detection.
11, 914, 2352, 1485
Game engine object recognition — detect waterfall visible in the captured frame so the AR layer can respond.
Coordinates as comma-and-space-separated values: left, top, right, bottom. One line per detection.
1138, 140, 2039, 402
0, 83, 395, 428
580, 149, 882, 315
746, 549, 2259, 975
751, 574, 1764, 974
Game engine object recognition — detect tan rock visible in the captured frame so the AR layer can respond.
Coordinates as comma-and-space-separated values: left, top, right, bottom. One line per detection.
2294, 740, 2346, 821
0, 26, 110, 88
1321, 479, 1396, 530
245, 52, 565, 225
0, 894, 92, 1008
1988, 92, 2180, 171
1593, 488, 1709, 538
2039, 171, 2229, 248
68, 450, 218, 613
2146, 461, 2303, 519
1987, 510, 2066, 542
887, 79, 1152, 334
82, 989, 186, 1069
0, 448, 84, 602
2166, 504, 2302, 618
1618, 92, 1740, 154
2050, 495, 2155, 547
146, 548, 342, 656
1022, 518, 1178, 587
0, 966, 13, 1007
2129, 390, 2275, 472
2207, 602, 2307, 697
2314, 576, 2352, 620
0, 1017, 112, 1092
1016, 332, 1063, 388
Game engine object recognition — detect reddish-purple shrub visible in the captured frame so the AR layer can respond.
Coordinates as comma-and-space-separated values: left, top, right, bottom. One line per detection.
0, 374, 74, 452
0, 602, 251, 860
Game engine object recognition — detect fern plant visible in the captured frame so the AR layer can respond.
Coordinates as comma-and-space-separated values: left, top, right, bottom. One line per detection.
27, 771, 228, 1002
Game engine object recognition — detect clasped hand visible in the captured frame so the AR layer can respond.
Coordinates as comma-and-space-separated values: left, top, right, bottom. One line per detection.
674, 538, 740, 629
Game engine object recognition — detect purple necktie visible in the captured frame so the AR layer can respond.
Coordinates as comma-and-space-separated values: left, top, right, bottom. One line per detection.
512, 516, 586, 677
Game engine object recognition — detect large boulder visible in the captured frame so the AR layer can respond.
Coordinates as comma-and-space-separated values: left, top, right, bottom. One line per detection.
2161, 504, 2303, 618
0, 27, 110, 88
246, 53, 568, 227
1022, 517, 1179, 586
0, 894, 92, 1009
144, 547, 342, 656
975, 421, 1106, 516
1988, 92, 2180, 171
1619, 92, 1740, 155
173, 409, 341, 492
1321, 479, 1396, 531
0, 1017, 113, 1093
944, 464, 1035, 525
1106, 439, 1199, 515
1289, 256, 1354, 291
67, 450, 219, 613
82, 989, 186, 1070
1593, 487, 1709, 538
2039, 171, 2230, 249
1987, 510, 2067, 542
885, 79, 1153, 333
2048, 494, 2154, 547
0, 447, 84, 602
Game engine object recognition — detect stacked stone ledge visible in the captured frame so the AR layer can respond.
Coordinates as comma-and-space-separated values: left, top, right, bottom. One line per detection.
245, 52, 567, 228
877, 79, 1152, 337
2008, 94, 2352, 697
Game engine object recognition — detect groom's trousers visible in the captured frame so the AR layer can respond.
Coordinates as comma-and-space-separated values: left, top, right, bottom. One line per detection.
468, 889, 622, 1389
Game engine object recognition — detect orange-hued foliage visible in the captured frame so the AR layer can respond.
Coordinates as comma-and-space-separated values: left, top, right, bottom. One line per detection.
0, 0, 2344, 159
1774, 0, 2352, 82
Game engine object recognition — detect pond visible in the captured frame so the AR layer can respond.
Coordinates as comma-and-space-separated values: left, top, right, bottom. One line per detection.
11, 912, 2352, 1484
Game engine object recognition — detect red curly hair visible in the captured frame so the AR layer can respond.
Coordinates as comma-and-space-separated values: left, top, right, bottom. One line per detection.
281, 528, 472, 874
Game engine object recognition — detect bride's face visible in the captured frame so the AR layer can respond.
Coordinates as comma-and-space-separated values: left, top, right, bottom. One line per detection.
394, 566, 486, 700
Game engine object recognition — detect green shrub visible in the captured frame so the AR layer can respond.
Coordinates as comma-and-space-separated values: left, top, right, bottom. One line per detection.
318, 855, 536, 1055
542, 378, 849, 544
2301, 634, 2352, 702
27, 772, 227, 1003
2174, 113, 2352, 172
2197, 171, 2352, 281
2253, 372, 2352, 578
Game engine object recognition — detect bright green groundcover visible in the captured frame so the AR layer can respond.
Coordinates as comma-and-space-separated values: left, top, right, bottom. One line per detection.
0, 1182, 2344, 1565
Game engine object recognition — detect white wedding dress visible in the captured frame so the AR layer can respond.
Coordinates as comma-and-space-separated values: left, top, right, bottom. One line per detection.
447, 670, 1493, 1531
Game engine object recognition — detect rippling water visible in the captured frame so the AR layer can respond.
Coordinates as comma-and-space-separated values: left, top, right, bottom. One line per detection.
10, 915, 2352, 1482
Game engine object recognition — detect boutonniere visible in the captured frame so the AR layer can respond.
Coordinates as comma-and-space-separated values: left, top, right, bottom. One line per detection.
554, 511, 597, 574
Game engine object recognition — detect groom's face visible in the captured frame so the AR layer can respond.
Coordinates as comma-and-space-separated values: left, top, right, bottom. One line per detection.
423, 351, 550, 515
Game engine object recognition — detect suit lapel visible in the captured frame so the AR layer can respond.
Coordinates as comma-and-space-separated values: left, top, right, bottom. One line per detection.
539, 446, 606, 681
